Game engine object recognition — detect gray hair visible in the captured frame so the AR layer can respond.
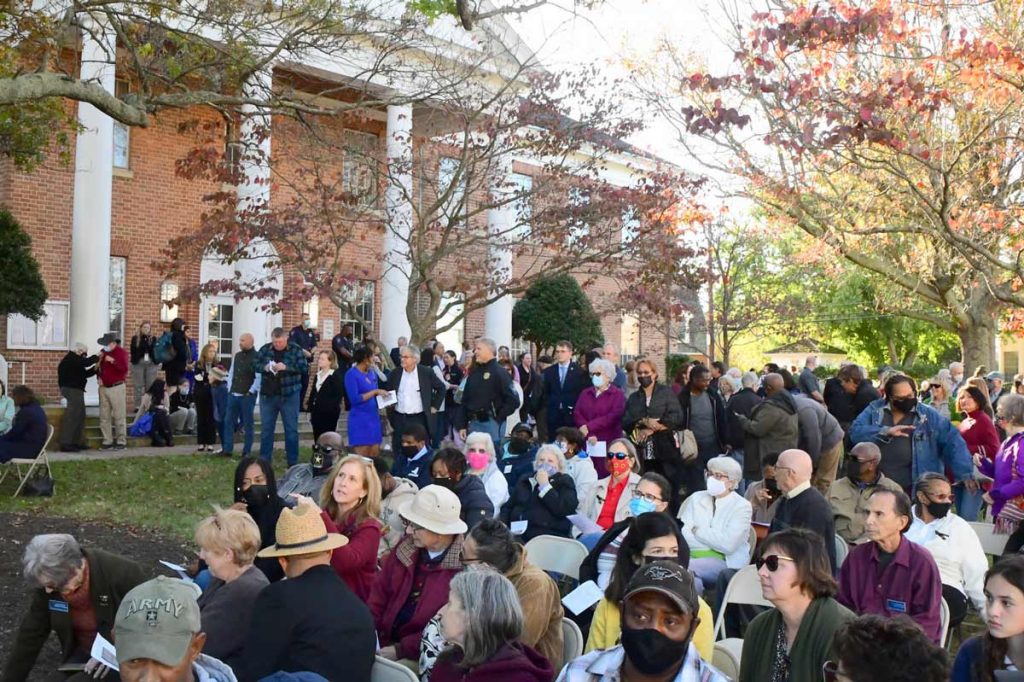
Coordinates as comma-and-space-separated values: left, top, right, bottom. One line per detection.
73, 342, 88, 354
22, 534, 84, 588
271, 327, 286, 339
741, 371, 759, 389
400, 344, 420, 359
464, 432, 496, 464
915, 472, 951, 499
608, 437, 641, 473
535, 443, 566, 472
707, 455, 743, 484
998, 394, 1024, 427
589, 358, 616, 380
475, 337, 497, 355
445, 568, 524, 667
726, 367, 742, 379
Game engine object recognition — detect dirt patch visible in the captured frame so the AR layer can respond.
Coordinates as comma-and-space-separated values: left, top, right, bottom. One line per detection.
0, 512, 195, 681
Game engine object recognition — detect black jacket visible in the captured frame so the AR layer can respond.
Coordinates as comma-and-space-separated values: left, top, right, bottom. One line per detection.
384, 365, 447, 437
239, 564, 375, 682
162, 330, 191, 374
453, 474, 494, 528
2, 549, 149, 682
307, 369, 344, 414
502, 472, 579, 541
453, 358, 519, 429
543, 362, 588, 432
0, 401, 49, 461
771, 486, 837, 573
57, 352, 98, 390
725, 388, 763, 450
129, 334, 156, 364
678, 387, 730, 453
622, 384, 684, 465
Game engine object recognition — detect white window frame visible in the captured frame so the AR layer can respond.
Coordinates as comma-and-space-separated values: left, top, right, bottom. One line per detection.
302, 296, 320, 329
202, 297, 236, 363
438, 156, 466, 225
160, 281, 180, 322
6, 301, 70, 350
109, 257, 126, 341
112, 121, 130, 169
342, 129, 378, 205
339, 280, 375, 341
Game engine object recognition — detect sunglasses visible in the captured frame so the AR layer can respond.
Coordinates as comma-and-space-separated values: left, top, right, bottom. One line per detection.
608, 450, 631, 460
755, 554, 795, 572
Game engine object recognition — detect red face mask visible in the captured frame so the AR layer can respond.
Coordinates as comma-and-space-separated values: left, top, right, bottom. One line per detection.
609, 459, 632, 478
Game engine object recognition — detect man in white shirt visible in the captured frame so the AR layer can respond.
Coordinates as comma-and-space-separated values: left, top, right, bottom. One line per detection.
385, 344, 445, 454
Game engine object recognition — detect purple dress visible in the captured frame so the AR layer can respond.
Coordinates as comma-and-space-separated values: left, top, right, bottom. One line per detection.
345, 366, 382, 447
979, 432, 1024, 527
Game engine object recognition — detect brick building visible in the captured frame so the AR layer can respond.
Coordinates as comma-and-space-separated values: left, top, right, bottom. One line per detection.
0, 17, 704, 406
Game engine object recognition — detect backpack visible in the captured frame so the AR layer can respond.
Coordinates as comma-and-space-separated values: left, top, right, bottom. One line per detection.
128, 411, 154, 437
154, 332, 176, 364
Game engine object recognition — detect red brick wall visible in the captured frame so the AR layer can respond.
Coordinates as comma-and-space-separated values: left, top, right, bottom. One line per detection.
0, 102, 669, 404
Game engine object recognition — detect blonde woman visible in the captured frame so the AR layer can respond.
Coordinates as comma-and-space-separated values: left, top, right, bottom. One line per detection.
194, 508, 270, 669
193, 342, 223, 453
293, 454, 383, 601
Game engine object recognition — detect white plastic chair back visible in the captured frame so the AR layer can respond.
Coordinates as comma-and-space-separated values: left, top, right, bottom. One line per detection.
712, 564, 772, 641
746, 526, 757, 561
835, 534, 849, 567
561, 617, 584, 663
939, 597, 950, 648
712, 639, 742, 680
524, 535, 589, 580
969, 521, 1007, 557
371, 656, 418, 682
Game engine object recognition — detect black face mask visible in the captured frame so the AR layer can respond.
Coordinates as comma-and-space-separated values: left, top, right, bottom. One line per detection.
242, 484, 269, 507
924, 498, 952, 519
846, 458, 863, 482
891, 396, 918, 413
620, 623, 692, 675
638, 376, 654, 388
508, 437, 529, 455
432, 477, 455, 491
401, 445, 421, 459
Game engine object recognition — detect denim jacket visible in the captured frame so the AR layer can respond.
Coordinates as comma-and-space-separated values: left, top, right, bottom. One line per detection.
849, 398, 973, 484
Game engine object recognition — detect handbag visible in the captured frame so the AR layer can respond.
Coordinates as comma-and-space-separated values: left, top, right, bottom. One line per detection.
21, 470, 54, 497
996, 444, 1024, 534
676, 429, 699, 462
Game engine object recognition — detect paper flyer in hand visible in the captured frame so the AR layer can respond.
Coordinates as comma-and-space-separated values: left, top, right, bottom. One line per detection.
562, 580, 604, 615
90, 633, 119, 671
376, 391, 398, 409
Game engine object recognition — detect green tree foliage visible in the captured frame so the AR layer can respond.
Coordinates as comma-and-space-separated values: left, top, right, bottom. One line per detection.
513, 275, 603, 354
0, 208, 47, 320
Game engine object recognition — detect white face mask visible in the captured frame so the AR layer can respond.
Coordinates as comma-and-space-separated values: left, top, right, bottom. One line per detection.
706, 477, 728, 497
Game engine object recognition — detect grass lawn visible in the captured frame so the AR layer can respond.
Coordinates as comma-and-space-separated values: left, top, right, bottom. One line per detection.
0, 452, 297, 541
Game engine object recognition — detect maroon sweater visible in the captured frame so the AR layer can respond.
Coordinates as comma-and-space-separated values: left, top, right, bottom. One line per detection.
958, 409, 1001, 490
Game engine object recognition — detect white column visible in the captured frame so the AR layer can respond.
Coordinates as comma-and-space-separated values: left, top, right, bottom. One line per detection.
484, 150, 515, 349
69, 24, 116, 405
380, 103, 413, 347
233, 70, 273, 350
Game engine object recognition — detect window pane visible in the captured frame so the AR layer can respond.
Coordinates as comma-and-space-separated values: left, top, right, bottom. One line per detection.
113, 122, 130, 168
109, 257, 126, 340
438, 157, 465, 224
512, 173, 532, 238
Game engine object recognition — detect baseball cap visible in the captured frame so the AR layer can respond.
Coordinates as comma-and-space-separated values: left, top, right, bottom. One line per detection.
987, 371, 1005, 381
623, 560, 699, 614
114, 577, 201, 667
510, 423, 533, 437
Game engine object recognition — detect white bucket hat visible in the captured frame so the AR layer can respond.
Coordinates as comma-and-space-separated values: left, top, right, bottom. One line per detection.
399, 485, 468, 536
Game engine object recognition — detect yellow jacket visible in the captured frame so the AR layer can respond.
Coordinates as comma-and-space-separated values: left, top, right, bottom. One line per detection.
584, 596, 714, 661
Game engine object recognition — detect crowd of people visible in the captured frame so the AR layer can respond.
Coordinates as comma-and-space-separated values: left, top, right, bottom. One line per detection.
10, 344, 1024, 681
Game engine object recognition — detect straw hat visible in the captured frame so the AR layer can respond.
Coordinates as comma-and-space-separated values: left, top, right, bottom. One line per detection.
399, 485, 468, 536
256, 504, 348, 558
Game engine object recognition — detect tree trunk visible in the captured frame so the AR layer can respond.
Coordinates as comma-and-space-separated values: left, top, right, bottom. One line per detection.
957, 287, 999, 372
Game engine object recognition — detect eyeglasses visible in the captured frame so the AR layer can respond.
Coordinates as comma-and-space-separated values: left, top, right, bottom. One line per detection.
608, 450, 632, 460
401, 518, 425, 532
632, 490, 663, 503
460, 554, 484, 566
755, 554, 795, 572
822, 660, 852, 681
705, 471, 730, 481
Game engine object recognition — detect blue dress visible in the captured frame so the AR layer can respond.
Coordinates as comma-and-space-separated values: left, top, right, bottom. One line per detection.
344, 366, 382, 447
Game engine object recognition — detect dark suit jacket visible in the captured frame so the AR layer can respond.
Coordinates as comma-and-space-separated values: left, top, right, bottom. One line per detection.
542, 362, 588, 432
2, 549, 149, 682
0, 401, 49, 462
239, 564, 375, 682
384, 365, 446, 437
307, 370, 344, 414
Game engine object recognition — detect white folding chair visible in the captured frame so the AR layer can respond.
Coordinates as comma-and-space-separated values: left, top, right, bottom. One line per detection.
371, 656, 418, 682
746, 526, 758, 561
713, 564, 772, 641
561, 617, 584, 663
939, 597, 950, 649
0, 424, 54, 497
969, 521, 1007, 557
712, 639, 742, 680
834, 534, 849, 567
524, 535, 589, 580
